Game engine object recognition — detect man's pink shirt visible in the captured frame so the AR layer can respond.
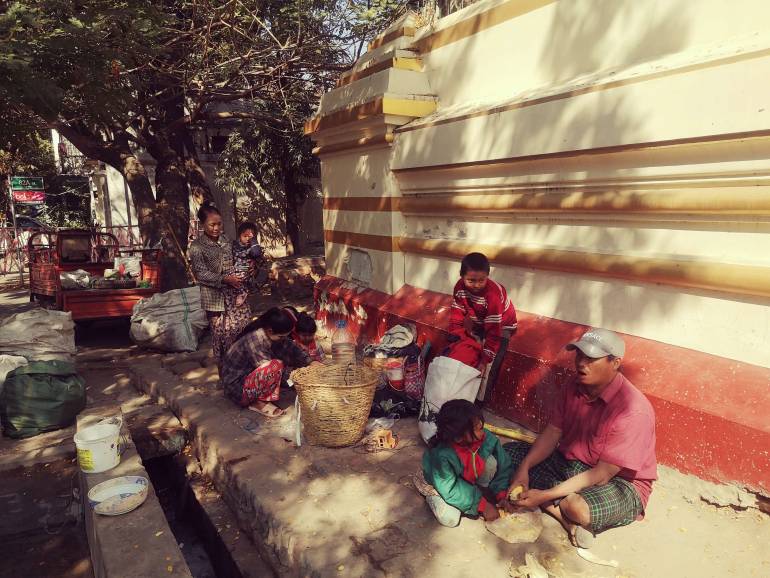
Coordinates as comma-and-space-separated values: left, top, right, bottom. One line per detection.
550, 372, 657, 508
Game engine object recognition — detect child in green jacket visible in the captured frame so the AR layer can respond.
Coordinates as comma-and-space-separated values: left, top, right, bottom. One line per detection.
420, 399, 514, 527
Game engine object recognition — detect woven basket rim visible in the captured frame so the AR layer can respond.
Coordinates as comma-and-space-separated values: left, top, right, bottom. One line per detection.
291, 364, 380, 388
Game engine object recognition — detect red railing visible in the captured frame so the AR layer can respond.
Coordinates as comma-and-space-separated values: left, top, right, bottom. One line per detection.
0, 228, 33, 274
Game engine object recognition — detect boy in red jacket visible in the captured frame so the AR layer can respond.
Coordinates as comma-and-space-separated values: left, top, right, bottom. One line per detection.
448, 252, 517, 370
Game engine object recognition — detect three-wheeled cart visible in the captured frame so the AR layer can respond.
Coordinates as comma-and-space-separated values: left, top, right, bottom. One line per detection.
27, 229, 161, 320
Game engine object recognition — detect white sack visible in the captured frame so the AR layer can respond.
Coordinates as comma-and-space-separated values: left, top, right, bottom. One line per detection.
418, 356, 482, 444
0, 309, 76, 362
114, 256, 142, 278
60, 269, 91, 289
0, 355, 28, 395
130, 287, 208, 352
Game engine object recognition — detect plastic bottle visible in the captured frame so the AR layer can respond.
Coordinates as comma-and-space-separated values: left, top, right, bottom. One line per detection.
331, 319, 356, 365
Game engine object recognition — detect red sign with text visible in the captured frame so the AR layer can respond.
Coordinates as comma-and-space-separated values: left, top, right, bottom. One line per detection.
12, 190, 46, 204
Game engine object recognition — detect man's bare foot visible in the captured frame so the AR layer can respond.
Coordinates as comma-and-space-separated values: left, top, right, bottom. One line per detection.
541, 503, 594, 549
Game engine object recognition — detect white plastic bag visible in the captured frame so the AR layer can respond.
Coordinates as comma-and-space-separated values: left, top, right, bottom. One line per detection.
60, 269, 91, 289
114, 256, 142, 278
130, 287, 208, 352
418, 356, 481, 444
0, 310, 76, 362
0, 355, 28, 395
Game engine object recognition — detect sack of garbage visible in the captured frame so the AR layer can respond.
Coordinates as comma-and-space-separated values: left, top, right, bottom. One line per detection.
418, 356, 481, 443
0, 355, 28, 396
0, 309, 76, 362
0, 360, 86, 439
114, 255, 142, 278
60, 269, 91, 290
130, 286, 208, 352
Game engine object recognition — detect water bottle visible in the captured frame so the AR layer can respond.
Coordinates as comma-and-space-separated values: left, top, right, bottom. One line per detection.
331, 319, 356, 365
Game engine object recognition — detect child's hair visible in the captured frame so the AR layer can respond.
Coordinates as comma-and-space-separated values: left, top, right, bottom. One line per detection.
197, 200, 221, 223
237, 221, 257, 236
430, 399, 484, 448
283, 306, 317, 335
235, 307, 295, 342
460, 252, 490, 276
295, 311, 318, 335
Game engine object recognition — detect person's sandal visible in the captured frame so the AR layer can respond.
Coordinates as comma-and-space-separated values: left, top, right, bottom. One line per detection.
247, 402, 285, 418
411, 471, 439, 497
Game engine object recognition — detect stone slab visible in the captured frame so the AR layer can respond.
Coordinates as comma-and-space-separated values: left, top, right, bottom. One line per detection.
79, 446, 193, 578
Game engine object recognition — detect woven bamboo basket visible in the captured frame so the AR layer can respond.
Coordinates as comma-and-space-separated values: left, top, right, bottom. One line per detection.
291, 363, 380, 447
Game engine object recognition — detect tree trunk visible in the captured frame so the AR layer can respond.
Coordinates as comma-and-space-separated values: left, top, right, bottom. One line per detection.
284, 180, 301, 256
120, 154, 159, 245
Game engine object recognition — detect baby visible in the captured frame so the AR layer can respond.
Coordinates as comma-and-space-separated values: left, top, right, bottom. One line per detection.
226, 222, 265, 308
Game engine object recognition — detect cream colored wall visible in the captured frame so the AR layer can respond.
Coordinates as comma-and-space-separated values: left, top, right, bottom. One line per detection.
321, 147, 405, 294
311, 0, 770, 368
404, 251, 770, 368
326, 241, 402, 293
416, 0, 770, 108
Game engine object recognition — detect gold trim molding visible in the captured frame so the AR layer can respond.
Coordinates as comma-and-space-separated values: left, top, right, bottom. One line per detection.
305, 97, 437, 135
398, 237, 770, 299
324, 230, 399, 253
399, 188, 770, 216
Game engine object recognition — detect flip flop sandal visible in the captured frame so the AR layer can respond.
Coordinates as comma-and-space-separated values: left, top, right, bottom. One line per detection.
576, 548, 619, 568
411, 471, 439, 497
248, 403, 285, 418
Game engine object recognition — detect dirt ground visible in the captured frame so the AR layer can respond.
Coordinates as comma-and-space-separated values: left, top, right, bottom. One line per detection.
2, 273, 770, 577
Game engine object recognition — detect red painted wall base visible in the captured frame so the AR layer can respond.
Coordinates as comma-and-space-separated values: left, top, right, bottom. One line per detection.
314, 276, 770, 494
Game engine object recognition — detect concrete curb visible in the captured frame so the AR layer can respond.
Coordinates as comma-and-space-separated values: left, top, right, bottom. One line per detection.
127, 355, 568, 578
78, 420, 193, 578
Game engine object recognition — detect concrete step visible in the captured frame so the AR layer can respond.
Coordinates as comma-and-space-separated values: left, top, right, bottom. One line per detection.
78, 430, 193, 578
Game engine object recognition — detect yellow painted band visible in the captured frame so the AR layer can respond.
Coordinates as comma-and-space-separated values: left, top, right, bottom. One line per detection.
312, 133, 394, 157
305, 97, 436, 135
381, 98, 437, 117
398, 237, 770, 299
399, 188, 770, 215
336, 57, 423, 88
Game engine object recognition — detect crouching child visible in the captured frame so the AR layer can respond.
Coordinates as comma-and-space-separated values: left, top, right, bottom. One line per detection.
418, 400, 514, 527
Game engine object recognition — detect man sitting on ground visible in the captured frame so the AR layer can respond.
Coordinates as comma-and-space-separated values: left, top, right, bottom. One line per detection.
502, 328, 657, 549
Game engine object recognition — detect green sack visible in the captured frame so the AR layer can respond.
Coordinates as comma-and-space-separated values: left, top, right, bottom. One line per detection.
0, 361, 86, 439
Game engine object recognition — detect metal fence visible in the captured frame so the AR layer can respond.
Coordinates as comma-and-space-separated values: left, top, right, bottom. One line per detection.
0, 228, 30, 274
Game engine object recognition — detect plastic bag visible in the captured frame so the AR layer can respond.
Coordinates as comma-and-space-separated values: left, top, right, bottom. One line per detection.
0, 355, 28, 396
418, 356, 481, 443
130, 287, 208, 352
60, 269, 91, 290
485, 511, 544, 544
0, 360, 86, 439
0, 310, 76, 362
114, 255, 142, 278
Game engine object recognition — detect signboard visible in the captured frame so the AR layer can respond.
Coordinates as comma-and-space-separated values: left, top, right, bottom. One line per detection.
10, 176, 45, 204
12, 190, 46, 204
10, 176, 45, 191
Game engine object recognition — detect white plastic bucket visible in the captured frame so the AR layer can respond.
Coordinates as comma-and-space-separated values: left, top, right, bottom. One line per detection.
74, 423, 121, 474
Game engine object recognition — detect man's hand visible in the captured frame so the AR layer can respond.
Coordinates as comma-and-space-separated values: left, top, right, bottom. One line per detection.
512, 488, 550, 510
497, 498, 515, 513
223, 274, 242, 288
482, 501, 500, 522
508, 468, 530, 497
